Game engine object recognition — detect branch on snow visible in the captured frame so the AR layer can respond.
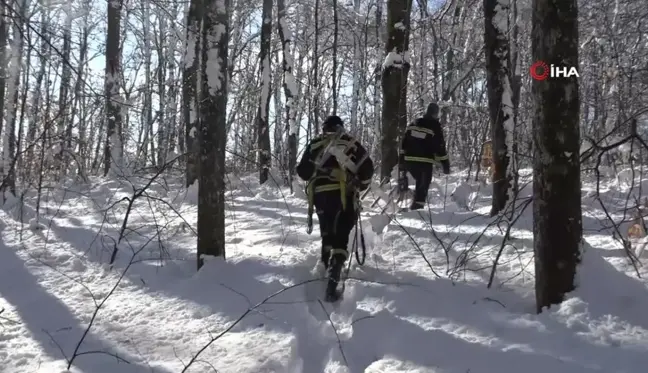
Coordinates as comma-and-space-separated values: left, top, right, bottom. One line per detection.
64, 229, 166, 370
179, 278, 327, 372
108, 153, 186, 265
585, 117, 647, 275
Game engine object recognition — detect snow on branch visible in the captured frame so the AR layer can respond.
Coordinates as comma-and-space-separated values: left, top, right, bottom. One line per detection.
382, 49, 411, 69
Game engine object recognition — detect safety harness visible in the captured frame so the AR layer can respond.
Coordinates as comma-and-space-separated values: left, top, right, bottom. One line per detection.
305, 131, 347, 234
305, 132, 369, 239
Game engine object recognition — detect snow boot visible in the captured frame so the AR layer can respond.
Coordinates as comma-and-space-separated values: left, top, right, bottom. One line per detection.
325, 253, 345, 301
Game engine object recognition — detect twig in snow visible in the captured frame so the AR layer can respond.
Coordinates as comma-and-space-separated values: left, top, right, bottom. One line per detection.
109, 154, 184, 265
181, 277, 329, 373
318, 300, 349, 367
61, 228, 163, 370
474, 297, 506, 308
588, 121, 644, 276
350, 315, 375, 326
66, 246, 146, 369
386, 213, 443, 279
72, 350, 131, 364
487, 196, 532, 288
0, 307, 20, 326
140, 191, 197, 236
43, 328, 70, 361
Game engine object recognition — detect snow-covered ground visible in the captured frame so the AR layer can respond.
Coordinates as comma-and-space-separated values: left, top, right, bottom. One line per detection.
1, 169, 648, 373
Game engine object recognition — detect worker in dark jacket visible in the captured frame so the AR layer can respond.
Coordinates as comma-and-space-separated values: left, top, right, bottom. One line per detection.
296, 115, 374, 300
398, 103, 450, 210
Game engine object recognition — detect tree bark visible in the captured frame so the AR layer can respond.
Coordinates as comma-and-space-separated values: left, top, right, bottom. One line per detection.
483, 0, 515, 216
256, 0, 273, 184
331, 0, 339, 114
197, 0, 229, 268
381, 0, 412, 180
311, 0, 320, 135
532, 0, 582, 313
184, 0, 202, 186
2, 0, 29, 195
277, 0, 297, 187
104, 0, 123, 176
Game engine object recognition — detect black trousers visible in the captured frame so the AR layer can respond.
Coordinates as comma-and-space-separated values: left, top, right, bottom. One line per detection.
406, 161, 433, 206
314, 191, 358, 260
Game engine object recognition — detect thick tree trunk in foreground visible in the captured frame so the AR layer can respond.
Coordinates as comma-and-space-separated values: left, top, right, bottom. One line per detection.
532, 0, 582, 313
197, 0, 229, 269
381, 0, 412, 181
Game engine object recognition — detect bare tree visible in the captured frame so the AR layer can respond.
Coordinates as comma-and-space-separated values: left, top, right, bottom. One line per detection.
331, 0, 339, 113
197, 0, 230, 268
2, 0, 30, 195
483, 0, 516, 216
381, 0, 413, 180
184, 0, 203, 186
532, 0, 582, 313
56, 4, 73, 176
256, 0, 273, 184
277, 0, 298, 187
311, 0, 321, 136
104, 0, 124, 176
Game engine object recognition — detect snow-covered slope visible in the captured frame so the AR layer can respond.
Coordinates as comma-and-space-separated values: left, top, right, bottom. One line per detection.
1, 170, 648, 373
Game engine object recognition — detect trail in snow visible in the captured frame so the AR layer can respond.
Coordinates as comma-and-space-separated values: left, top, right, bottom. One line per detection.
1, 170, 648, 373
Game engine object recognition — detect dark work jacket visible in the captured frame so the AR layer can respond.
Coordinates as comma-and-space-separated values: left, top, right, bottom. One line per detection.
296, 132, 374, 198
399, 117, 450, 173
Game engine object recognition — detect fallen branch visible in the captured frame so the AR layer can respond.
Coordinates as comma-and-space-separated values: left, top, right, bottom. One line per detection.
181, 277, 327, 372
318, 300, 349, 367
109, 154, 184, 265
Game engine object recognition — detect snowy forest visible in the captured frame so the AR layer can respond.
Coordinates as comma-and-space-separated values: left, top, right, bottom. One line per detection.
1, 0, 648, 371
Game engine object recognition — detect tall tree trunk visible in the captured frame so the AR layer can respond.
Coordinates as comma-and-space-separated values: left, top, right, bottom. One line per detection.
372, 0, 383, 166
277, 0, 298, 188
184, 0, 202, 186
416, 0, 428, 112
312, 0, 320, 134
509, 0, 521, 180
256, 0, 273, 184
156, 14, 168, 167
167, 5, 180, 157
0, 6, 7, 182
532, 0, 582, 313
483, 0, 515, 216
57, 11, 73, 177
27, 3, 49, 167
331, 0, 339, 114
349, 0, 361, 135
104, 0, 123, 176
139, 0, 153, 168
197, 0, 230, 268
16, 43, 30, 183
71, 0, 90, 179
381, 0, 412, 180
272, 56, 283, 170
3, 0, 30, 195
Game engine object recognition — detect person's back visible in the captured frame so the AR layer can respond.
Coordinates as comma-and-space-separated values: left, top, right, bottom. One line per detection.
298, 132, 372, 196
398, 103, 450, 209
296, 115, 373, 301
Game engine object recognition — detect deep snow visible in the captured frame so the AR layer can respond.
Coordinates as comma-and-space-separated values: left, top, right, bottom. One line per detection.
1, 168, 648, 373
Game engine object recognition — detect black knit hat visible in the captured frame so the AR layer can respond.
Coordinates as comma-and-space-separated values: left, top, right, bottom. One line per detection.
426, 102, 440, 119
322, 115, 344, 133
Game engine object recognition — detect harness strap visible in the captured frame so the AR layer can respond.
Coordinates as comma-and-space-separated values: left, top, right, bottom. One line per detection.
305, 174, 348, 234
